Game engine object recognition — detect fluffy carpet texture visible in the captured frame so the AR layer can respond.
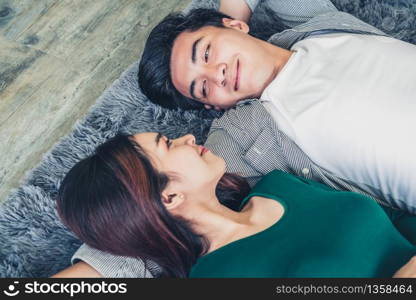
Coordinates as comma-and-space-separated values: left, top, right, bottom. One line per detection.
1, 0, 415, 277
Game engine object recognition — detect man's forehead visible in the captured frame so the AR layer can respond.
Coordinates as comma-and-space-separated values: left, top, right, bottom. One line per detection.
174, 28, 204, 47
174, 25, 223, 46
170, 31, 202, 98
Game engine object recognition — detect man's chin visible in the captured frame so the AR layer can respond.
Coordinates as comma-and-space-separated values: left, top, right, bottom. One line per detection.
214, 97, 252, 110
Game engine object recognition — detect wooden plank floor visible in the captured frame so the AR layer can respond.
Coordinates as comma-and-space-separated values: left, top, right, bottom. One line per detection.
0, 0, 192, 202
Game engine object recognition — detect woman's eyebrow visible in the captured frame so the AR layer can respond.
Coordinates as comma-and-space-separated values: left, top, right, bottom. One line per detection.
155, 132, 162, 146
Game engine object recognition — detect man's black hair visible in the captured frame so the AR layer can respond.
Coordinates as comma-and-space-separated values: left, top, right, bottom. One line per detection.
138, 7, 288, 111
138, 9, 232, 110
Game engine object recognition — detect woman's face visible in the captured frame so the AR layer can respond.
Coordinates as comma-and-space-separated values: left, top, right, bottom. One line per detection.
132, 132, 226, 194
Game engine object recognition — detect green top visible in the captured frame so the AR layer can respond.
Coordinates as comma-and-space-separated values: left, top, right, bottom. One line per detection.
190, 170, 416, 278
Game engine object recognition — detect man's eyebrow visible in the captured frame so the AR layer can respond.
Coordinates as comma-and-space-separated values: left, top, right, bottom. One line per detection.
155, 132, 162, 146
189, 37, 203, 100
190, 80, 197, 100
192, 37, 203, 63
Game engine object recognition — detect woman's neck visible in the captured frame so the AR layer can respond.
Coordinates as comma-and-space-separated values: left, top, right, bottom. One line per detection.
183, 195, 256, 253
182, 194, 284, 254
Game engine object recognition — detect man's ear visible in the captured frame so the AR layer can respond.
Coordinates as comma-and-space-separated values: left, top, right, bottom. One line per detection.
161, 192, 185, 211
222, 18, 249, 33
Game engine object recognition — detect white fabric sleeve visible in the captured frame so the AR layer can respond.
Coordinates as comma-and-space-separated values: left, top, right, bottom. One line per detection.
71, 243, 161, 278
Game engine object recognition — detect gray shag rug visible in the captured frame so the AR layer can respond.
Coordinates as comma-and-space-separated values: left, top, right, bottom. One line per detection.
1, 0, 415, 277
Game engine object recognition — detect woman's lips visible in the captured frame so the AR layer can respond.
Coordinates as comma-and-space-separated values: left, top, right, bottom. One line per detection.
200, 146, 209, 156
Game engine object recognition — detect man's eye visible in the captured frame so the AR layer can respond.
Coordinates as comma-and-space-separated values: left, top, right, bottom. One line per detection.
204, 45, 210, 62
166, 138, 172, 148
202, 80, 207, 98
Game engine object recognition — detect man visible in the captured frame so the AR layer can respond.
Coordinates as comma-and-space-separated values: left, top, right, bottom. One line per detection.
139, 0, 416, 215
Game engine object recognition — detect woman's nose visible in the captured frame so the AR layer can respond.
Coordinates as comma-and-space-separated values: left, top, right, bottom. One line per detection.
184, 134, 196, 145
174, 134, 196, 146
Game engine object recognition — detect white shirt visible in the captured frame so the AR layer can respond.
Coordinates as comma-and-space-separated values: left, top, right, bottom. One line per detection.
260, 33, 416, 208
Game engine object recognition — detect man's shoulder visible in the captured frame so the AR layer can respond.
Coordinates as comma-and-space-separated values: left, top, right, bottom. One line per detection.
267, 11, 388, 49
208, 98, 282, 157
211, 99, 271, 129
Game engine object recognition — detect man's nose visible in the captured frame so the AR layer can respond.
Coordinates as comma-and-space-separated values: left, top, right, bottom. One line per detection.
207, 63, 226, 87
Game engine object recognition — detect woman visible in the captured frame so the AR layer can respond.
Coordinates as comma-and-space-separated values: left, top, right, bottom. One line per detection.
57, 133, 416, 278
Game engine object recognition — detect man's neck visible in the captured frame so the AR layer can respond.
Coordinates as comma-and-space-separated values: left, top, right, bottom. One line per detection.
269, 44, 294, 82
259, 39, 295, 95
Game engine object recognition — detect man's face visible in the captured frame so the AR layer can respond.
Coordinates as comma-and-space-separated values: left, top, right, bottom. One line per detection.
170, 19, 281, 110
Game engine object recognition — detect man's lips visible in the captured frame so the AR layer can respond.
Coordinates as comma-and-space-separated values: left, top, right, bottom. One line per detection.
234, 59, 240, 91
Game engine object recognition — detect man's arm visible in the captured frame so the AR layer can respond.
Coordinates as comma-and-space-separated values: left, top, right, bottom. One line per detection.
393, 256, 416, 278
51, 243, 159, 278
51, 262, 103, 278
264, 0, 337, 28
219, 0, 257, 23
184, 0, 261, 21
188, 0, 338, 27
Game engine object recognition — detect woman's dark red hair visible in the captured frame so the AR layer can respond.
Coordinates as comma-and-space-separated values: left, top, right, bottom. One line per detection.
57, 134, 250, 277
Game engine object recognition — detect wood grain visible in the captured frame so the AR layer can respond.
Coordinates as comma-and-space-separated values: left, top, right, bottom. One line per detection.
0, 0, 191, 202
